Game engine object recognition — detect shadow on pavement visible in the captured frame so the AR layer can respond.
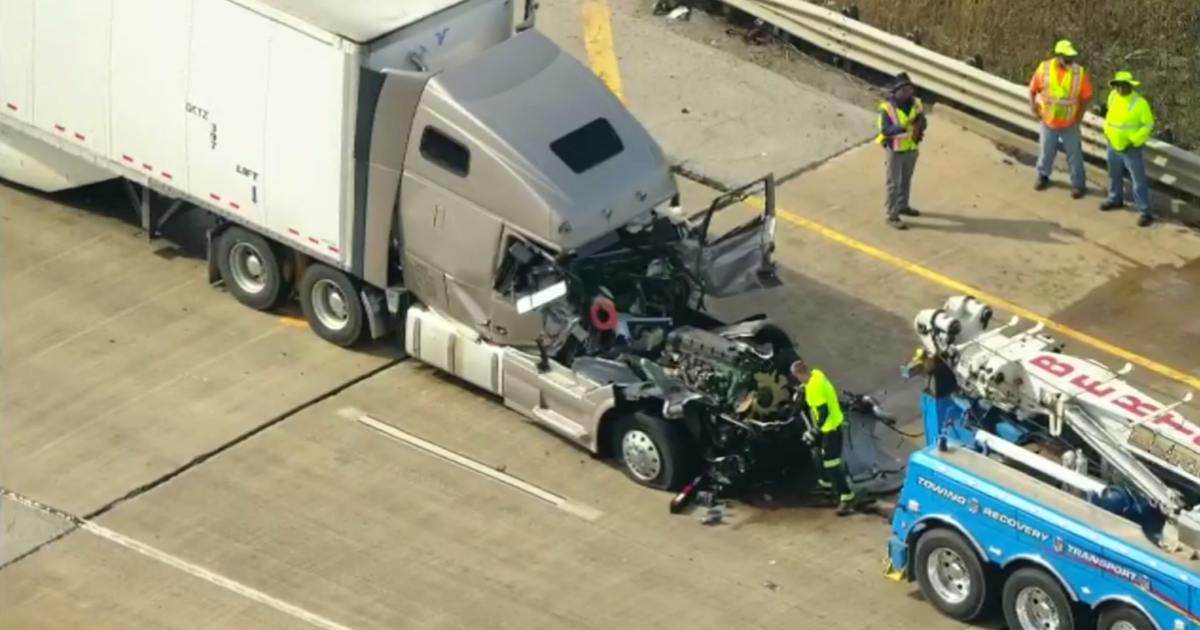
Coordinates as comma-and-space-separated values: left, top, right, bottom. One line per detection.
909, 210, 1083, 244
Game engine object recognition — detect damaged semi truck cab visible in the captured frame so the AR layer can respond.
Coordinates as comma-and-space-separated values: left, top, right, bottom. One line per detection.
0, 0, 785, 491
391, 33, 787, 490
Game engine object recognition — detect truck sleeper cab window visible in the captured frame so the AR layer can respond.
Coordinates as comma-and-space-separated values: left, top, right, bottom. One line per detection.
420, 126, 471, 177
550, 117, 624, 174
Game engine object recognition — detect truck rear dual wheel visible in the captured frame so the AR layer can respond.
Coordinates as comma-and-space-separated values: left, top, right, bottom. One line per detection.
1001, 568, 1075, 630
1097, 606, 1155, 630
299, 263, 365, 348
611, 410, 699, 491
913, 528, 996, 623
217, 227, 291, 311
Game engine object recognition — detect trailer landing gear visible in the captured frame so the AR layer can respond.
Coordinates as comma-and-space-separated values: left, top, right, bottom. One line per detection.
122, 180, 187, 241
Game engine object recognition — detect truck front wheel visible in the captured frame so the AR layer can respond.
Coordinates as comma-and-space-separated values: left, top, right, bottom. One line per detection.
299, 263, 365, 347
611, 410, 699, 491
913, 528, 995, 623
216, 227, 289, 311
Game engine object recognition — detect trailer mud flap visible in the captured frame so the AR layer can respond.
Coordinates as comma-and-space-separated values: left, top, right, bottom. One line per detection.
206, 227, 223, 286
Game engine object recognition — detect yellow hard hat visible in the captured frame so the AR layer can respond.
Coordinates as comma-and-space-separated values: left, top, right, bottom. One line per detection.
1054, 40, 1078, 57
1109, 70, 1141, 87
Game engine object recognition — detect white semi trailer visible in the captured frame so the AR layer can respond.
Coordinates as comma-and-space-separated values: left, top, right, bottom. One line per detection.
1, 0, 827, 495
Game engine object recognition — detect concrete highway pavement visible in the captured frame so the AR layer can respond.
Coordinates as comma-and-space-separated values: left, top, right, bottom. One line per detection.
2, 3, 1199, 630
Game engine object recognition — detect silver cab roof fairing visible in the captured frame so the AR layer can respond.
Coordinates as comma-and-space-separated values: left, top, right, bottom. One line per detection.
257, 0, 469, 43
422, 30, 677, 251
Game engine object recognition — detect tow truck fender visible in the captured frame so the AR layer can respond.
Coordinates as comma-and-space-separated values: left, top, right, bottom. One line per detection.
894, 513, 988, 581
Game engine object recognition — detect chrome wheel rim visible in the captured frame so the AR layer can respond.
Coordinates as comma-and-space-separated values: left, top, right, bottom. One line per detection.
926, 548, 972, 605
621, 430, 662, 482
229, 243, 268, 294
311, 279, 349, 331
1015, 586, 1061, 630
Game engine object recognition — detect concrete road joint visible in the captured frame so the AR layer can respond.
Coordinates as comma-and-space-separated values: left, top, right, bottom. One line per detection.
340, 408, 604, 522
77, 357, 404, 524
0, 488, 362, 630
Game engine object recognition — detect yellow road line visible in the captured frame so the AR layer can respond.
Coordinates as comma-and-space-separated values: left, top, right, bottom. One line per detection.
577, 6, 1198, 392
580, 1, 624, 103
744, 196, 1200, 391
279, 316, 308, 328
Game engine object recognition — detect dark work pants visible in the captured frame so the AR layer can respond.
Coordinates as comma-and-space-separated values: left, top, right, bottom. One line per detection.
818, 427, 854, 504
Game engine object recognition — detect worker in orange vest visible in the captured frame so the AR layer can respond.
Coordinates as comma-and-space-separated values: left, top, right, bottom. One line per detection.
1027, 40, 1093, 199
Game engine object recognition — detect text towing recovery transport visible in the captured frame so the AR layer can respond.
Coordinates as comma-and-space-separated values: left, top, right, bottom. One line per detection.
888, 441, 1200, 630
0, 0, 793, 493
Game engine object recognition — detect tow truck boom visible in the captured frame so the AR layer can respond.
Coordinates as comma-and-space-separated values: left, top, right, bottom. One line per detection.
904, 295, 1200, 551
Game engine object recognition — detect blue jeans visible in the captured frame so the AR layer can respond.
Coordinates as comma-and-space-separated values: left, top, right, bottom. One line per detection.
1106, 144, 1152, 215
1037, 122, 1086, 190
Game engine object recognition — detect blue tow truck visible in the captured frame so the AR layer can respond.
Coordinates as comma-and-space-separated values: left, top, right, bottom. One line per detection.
880, 296, 1200, 630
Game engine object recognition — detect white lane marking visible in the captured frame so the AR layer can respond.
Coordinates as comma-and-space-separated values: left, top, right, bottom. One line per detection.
341, 408, 604, 522
1, 489, 361, 630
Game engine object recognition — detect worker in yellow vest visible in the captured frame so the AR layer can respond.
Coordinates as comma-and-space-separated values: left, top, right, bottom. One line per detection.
1099, 71, 1156, 227
790, 358, 862, 516
1028, 40, 1092, 198
875, 72, 927, 230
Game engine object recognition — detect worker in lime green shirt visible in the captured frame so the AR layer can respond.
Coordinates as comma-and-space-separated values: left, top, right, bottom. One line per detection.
1099, 71, 1156, 227
791, 358, 857, 516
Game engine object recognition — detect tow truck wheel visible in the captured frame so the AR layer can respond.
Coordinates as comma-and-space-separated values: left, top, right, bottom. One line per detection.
913, 528, 995, 622
1001, 568, 1075, 630
611, 410, 698, 491
216, 227, 289, 311
299, 263, 365, 348
1097, 606, 1154, 630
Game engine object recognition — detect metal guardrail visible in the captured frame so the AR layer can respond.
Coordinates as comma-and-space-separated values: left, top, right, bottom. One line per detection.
722, 0, 1200, 200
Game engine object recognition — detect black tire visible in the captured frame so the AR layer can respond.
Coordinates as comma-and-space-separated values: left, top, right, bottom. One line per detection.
1001, 567, 1076, 630
913, 528, 996, 623
611, 410, 699, 491
1097, 605, 1155, 630
216, 226, 289, 310
299, 263, 365, 348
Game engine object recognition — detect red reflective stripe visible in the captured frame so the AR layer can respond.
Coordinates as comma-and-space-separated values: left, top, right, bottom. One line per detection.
884, 102, 902, 150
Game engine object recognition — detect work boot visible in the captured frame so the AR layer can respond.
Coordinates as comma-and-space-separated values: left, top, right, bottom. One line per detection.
898, 207, 921, 217
1071, 188, 1087, 200
836, 501, 854, 517
1034, 176, 1050, 191
1099, 200, 1125, 211
886, 216, 908, 230
1137, 214, 1155, 227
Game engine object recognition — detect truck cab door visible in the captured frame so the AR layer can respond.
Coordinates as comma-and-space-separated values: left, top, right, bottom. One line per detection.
677, 174, 782, 298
